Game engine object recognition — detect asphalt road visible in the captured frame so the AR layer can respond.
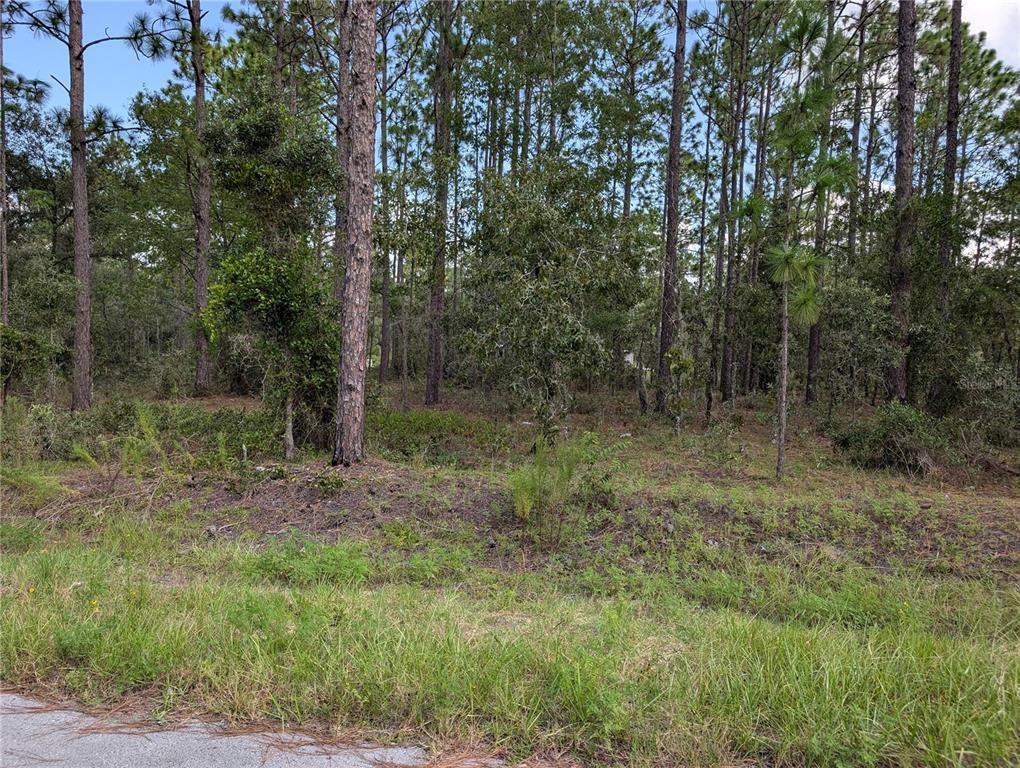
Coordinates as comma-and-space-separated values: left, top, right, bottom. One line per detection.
0, 693, 427, 767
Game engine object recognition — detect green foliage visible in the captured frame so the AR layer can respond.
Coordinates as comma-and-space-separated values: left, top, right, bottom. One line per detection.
664, 344, 696, 421
456, 163, 622, 421
0, 399, 280, 464
509, 432, 623, 544
366, 408, 505, 464
835, 404, 949, 475
818, 283, 899, 407
0, 465, 65, 511
0, 325, 58, 395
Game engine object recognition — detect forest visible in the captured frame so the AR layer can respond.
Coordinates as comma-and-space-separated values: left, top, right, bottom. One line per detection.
1, 0, 1019, 766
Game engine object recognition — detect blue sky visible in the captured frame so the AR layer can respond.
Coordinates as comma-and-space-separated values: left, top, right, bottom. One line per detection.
7, 0, 1020, 118
6, 0, 232, 114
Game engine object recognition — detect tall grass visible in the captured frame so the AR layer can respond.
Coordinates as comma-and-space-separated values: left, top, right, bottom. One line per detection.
3, 542, 1018, 765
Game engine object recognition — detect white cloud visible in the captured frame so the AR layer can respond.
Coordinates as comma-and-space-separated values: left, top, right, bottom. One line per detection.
961, 0, 1020, 69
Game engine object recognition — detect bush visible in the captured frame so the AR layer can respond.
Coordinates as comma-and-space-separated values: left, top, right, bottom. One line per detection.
0, 399, 280, 464
508, 432, 622, 544
835, 404, 948, 475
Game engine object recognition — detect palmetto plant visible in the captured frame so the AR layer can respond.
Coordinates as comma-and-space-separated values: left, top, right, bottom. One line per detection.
767, 244, 822, 483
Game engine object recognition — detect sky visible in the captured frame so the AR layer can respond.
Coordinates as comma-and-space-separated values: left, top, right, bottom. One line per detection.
5, 0, 1020, 118
6, 0, 232, 114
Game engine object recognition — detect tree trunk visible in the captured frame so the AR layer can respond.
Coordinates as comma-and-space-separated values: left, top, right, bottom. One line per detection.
846, 0, 868, 271
273, 0, 285, 93
805, 0, 835, 405
424, 0, 453, 407
654, 0, 687, 414
695, 97, 712, 300
189, 0, 212, 395
886, 0, 915, 403
0, 0, 8, 328
332, 0, 377, 466
937, 0, 961, 317
776, 280, 788, 482
862, 73, 879, 259
69, 0, 92, 411
742, 58, 773, 395
332, 0, 351, 301
378, 27, 391, 382
283, 389, 295, 460
706, 119, 730, 423
721, 1, 748, 404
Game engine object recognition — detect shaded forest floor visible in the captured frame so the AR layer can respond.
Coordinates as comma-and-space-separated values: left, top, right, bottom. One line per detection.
2, 384, 1019, 766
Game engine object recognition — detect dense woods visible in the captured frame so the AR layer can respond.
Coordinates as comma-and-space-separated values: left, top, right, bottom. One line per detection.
3, 3, 1020, 765
1, 0, 1018, 473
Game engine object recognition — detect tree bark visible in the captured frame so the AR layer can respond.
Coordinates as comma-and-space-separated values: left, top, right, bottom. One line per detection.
273, 0, 285, 93
805, 0, 835, 405
0, 0, 8, 327
886, 0, 915, 403
846, 0, 868, 270
424, 0, 453, 406
189, 0, 212, 395
937, 0, 961, 317
776, 281, 788, 482
69, 0, 92, 411
654, 0, 687, 414
721, 1, 748, 404
706, 107, 730, 423
695, 96, 712, 300
378, 26, 391, 381
332, 0, 351, 301
332, 0, 377, 466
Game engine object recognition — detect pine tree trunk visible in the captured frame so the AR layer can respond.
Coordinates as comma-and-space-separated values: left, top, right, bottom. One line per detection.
805, 0, 836, 405
887, 0, 916, 403
0, 0, 8, 328
424, 0, 453, 407
283, 389, 295, 460
332, 1, 351, 301
706, 122, 730, 423
776, 281, 789, 483
654, 0, 687, 414
333, 0, 377, 466
273, 0, 285, 93
721, 2, 748, 404
378, 28, 391, 382
938, 0, 961, 317
695, 98, 712, 300
862, 75, 879, 259
846, 0, 868, 271
69, 0, 92, 411
189, 0, 212, 395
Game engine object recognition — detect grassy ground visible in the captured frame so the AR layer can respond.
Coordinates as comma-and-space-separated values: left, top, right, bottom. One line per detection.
2, 387, 1019, 766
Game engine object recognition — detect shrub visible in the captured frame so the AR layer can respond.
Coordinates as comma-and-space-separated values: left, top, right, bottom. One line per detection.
508, 432, 623, 543
0, 399, 281, 464
835, 404, 948, 475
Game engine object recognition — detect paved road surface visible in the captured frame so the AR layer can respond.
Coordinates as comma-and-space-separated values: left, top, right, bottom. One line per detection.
0, 693, 428, 767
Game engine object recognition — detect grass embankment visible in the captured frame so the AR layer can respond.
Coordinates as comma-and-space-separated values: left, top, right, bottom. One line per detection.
1, 395, 1019, 765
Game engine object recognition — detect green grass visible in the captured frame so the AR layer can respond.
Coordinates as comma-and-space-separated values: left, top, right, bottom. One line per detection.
0, 464, 68, 510
2, 508, 1019, 766
3, 541, 1019, 765
2, 397, 1019, 765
